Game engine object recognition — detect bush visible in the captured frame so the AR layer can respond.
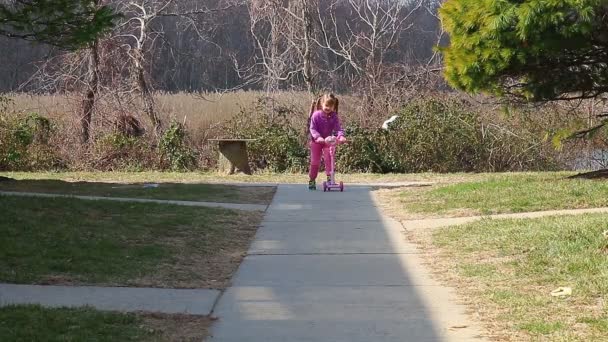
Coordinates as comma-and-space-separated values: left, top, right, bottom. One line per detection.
218, 95, 557, 174
220, 97, 308, 173
0, 110, 64, 171
336, 97, 557, 173
0, 93, 563, 173
92, 121, 197, 172
159, 121, 197, 171
92, 133, 154, 171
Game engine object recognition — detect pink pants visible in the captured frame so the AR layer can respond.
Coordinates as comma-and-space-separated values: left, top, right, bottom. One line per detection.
309, 141, 332, 180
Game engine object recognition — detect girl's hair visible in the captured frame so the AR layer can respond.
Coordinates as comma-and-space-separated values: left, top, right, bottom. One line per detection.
309, 93, 339, 115
307, 93, 339, 137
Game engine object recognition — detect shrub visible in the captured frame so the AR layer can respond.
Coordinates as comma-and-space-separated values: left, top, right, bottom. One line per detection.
0, 93, 564, 173
92, 133, 154, 171
0, 110, 64, 171
220, 97, 308, 173
336, 97, 557, 173
159, 121, 197, 171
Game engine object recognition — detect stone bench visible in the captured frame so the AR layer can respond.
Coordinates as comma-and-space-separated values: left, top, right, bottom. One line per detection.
208, 139, 256, 175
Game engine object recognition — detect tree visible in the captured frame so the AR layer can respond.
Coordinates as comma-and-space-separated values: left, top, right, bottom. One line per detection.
0, 0, 118, 49
440, 0, 608, 102
114, 0, 237, 135
441, 0, 608, 175
246, 0, 319, 94
317, 0, 425, 93
1, 0, 115, 143
30, 0, 235, 143
316, 0, 435, 124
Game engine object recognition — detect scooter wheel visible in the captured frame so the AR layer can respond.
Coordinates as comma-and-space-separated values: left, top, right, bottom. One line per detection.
322, 181, 327, 192
339, 181, 344, 192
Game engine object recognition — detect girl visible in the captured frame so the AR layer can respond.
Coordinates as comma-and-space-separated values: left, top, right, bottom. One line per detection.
307, 93, 346, 190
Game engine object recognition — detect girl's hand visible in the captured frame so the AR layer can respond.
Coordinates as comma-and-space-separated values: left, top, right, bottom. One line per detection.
315, 137, 325, 144
338, 136, 347, 143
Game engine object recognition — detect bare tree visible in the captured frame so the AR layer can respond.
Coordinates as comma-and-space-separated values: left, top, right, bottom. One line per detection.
246, 0, 291, 93
285, 0, 319, 94
114, 0, 238, 135
4, 0, 445, 96
316, 0, 425, 93
244, 0, 322, 95
81, 37, 101, 143
25, 0, 237, 145
114, 0, 177, 136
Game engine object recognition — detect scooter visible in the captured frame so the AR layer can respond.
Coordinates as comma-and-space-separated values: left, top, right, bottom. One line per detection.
322, 136, 345, 192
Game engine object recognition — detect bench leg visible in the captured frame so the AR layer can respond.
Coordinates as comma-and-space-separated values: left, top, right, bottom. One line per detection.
218, 141, 252, 175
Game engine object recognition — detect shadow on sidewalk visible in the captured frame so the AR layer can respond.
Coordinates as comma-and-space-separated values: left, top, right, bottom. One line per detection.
208, 184, 478, 342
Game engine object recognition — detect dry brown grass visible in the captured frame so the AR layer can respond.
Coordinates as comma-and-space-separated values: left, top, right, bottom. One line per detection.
3, 90, 430, 172
4, 91, 319, 168
5, 91, 345, 130
0, 178, 276, 204
131, 210, 264, 289
5, 91, 363, 137
401, 228, 526, 342
140, 312, 213, 342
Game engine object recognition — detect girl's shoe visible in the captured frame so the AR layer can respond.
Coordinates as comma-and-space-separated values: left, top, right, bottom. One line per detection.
308, 180, 316, 190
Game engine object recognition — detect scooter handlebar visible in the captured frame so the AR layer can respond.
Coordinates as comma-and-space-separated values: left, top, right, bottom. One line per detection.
323, 136, 347, 145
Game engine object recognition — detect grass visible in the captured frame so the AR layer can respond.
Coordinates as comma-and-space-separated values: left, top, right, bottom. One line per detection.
5, 91, 352, 143
0, 179, 275, 204
0, 305, 156, 341
0, 195, 262, 288
397, 172, 607, 217
6, 91, 356, 126
430, 213, 608, 341
0, 170, 487, 185
0, 305, 210, 341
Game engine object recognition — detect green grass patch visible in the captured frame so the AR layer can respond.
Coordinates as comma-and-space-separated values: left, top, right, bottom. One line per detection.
0, 170, 482, 185
0, 195, 262, 288
0, 305, 156, 341
460, 263, 497, 278
433, 213, 608, 340
0, 178, 275, 204
0, 305, 210, 341
577, 317, 608, 332
401, 172, 607, 216
517, 321, 565, 335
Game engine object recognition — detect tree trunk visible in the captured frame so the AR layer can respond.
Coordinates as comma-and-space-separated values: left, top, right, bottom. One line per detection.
301, 0, 316, 95
81, 39, 100, 144
135, 49, 162, 136
267, 15, 280, 94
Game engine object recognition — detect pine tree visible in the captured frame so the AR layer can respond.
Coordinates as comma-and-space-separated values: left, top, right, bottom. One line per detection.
440, 0, 608, 101
0, 0, 118, 49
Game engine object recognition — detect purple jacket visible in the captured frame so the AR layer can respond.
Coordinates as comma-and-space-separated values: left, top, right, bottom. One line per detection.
309, 110, 344, 141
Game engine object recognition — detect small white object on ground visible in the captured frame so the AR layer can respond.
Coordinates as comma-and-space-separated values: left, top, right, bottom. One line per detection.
382, 115, 399, 130
550, 287, 572, 297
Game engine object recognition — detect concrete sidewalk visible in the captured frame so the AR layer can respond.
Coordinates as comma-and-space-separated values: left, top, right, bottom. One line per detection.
208, 185, 487, 342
